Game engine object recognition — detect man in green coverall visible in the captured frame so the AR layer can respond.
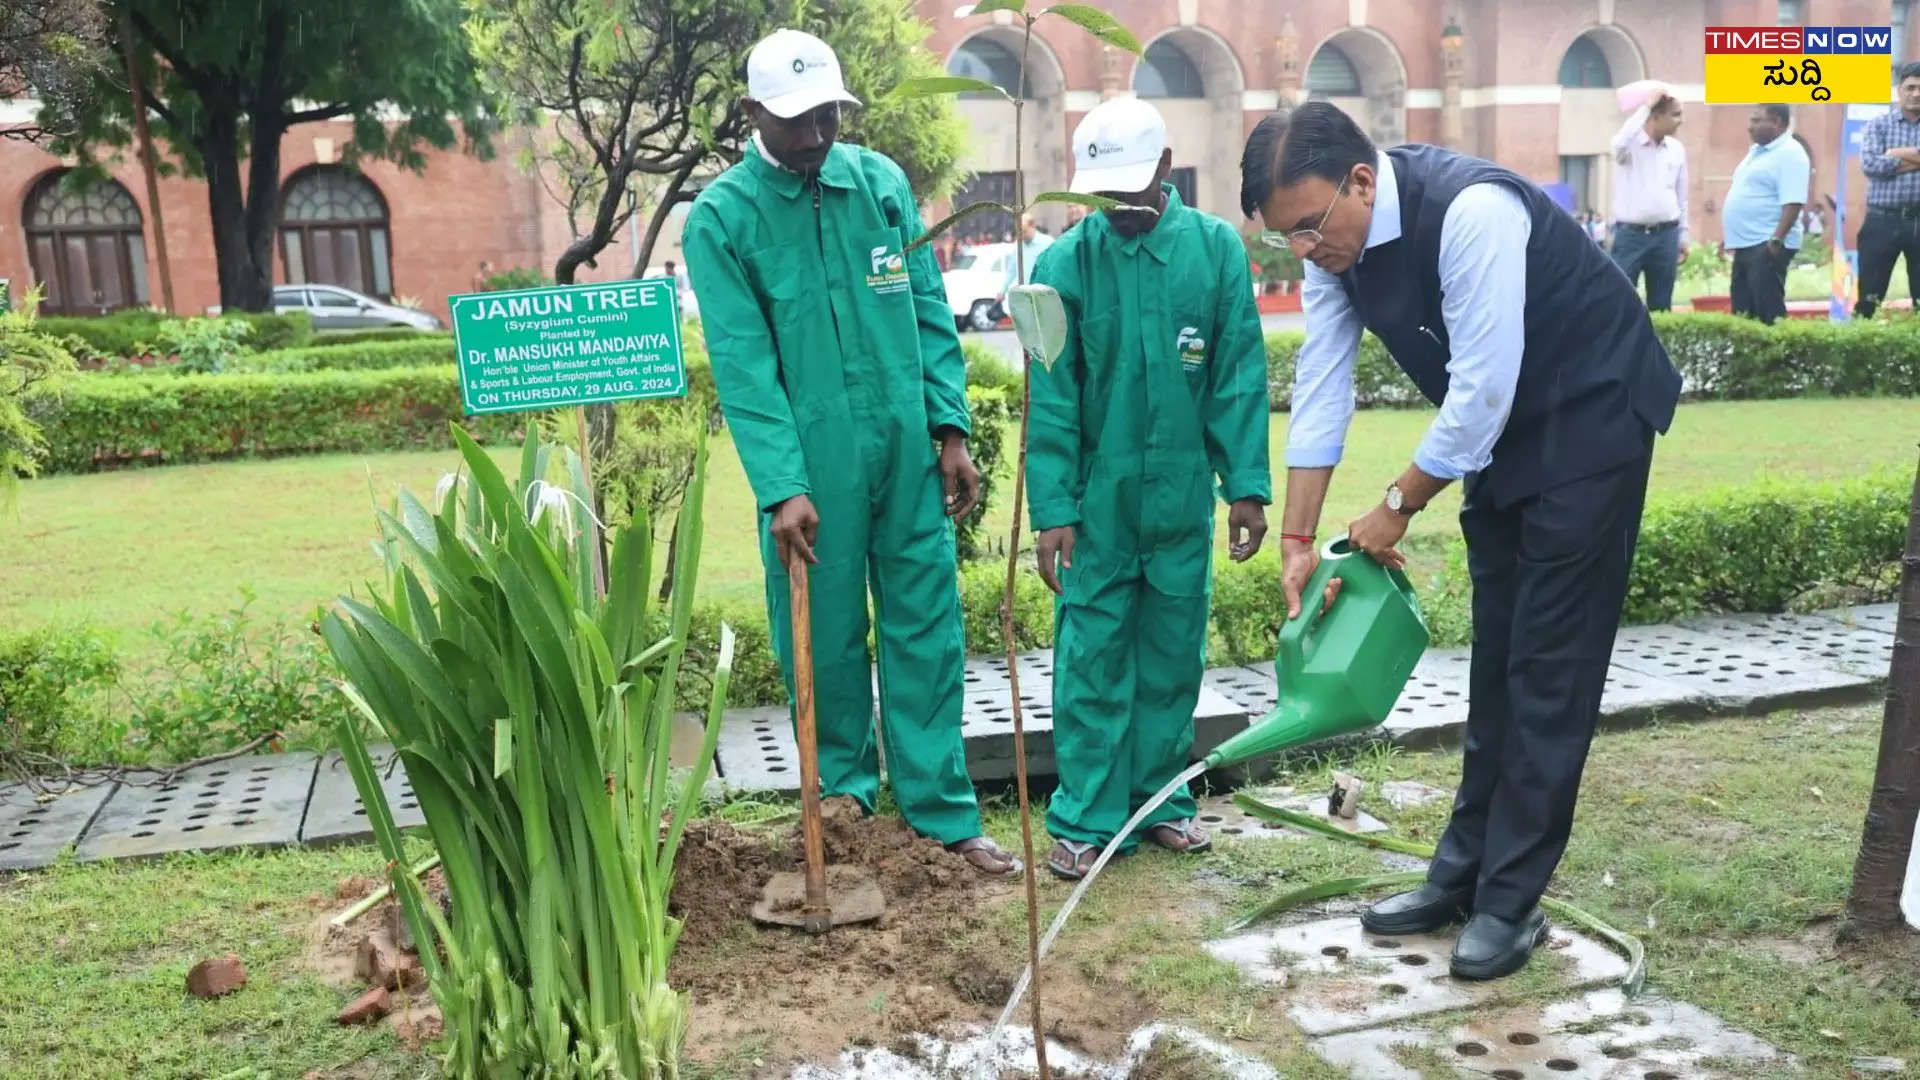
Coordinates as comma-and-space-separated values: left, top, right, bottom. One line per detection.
683, 29, 1020, 877
1027, 97, 1272, 880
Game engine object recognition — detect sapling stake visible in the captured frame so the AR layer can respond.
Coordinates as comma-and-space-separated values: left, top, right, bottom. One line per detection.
893, 7, 1144, 1073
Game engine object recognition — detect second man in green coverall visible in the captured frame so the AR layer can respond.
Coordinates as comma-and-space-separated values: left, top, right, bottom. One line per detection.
684, 29, 1019, 876
1028, 97, 1273, 880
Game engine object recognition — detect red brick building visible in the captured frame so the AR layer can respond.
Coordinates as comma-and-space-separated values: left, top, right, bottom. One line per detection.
0, 0, 1908, 322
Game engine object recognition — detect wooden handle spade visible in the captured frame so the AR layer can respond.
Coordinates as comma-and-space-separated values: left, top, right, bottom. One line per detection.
788, 554, 832, 934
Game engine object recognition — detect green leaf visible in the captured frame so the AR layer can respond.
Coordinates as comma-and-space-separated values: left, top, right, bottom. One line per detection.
1032, 190, 1122, 211
908, 201, 1018, 252
1043, 4, 1142, 52
890, 75, 1011, 102
957, 0, 1027, 15
1005, 285, 1068, 372
1228, 872, 1427, 933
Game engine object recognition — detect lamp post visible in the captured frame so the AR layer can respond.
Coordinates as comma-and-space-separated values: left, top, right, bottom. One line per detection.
1440, 13, 1465, 147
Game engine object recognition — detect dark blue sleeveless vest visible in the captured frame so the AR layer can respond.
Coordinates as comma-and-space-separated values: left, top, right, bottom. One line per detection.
1338, 145, 1682, 508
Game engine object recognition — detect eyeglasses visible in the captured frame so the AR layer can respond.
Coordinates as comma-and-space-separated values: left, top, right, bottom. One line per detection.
1258, 175, 1348, 251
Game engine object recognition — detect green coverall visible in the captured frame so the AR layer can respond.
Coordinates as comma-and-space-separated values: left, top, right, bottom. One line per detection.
683, 142, 982, 844
1027, 186, 1272, 851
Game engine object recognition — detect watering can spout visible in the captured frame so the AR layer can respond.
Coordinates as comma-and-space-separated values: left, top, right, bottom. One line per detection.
1203, 537, 1431, 771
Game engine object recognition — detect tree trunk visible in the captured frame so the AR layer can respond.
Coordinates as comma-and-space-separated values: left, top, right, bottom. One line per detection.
1847, 452, 1920, 933
236, 115, 287, 313
199, 111, 260, 314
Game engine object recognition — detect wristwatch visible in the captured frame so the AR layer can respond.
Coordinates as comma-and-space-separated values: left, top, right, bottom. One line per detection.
1385, 482, 1421, 517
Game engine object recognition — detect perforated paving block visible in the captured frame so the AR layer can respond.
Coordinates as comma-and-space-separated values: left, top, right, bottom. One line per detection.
1598, 663, 1709, 724
1381, 648, 1472, 747
0, 780, 117, 872
1194, 791, 1386, 842
1204, 665, 1279, 716
300, 744, 426, 846
1205, 915, 1629, 1036
1816, 602, 1897, 635
75, 752, 319, 863
1609, 623, 1869, 710
1679, 612, 1894, 680
714, 705, 803, 794
1309, 986, 1791, 1079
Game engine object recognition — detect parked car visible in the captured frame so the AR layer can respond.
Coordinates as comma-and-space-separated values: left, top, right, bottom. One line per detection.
940, 242, 1016, 332
641, 264, 699, 321
272, 284, 442, 331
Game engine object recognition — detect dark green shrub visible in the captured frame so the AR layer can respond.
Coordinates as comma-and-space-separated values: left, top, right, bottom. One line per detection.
483, 267, 551, 291
35, 310, 312, 357
0, 625, 122, 763
126, 595, 353, 764
224, 338, 456, 374
24, 367, 521, 472
311, 327, 450, 347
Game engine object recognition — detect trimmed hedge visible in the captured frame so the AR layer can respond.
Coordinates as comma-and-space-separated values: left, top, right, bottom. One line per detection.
225, 337, 456, 374
24, 366, 522, 471
311, 327, 450, 347
1263, 313, 1920, 411
37, 310, 314, 356
689, 470, 1911, 708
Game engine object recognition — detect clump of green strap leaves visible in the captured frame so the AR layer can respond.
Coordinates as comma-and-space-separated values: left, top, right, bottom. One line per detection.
322, 421, 733, 1077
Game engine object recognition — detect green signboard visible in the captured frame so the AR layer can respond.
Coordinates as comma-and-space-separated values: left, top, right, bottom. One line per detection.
449, 278, 686, 415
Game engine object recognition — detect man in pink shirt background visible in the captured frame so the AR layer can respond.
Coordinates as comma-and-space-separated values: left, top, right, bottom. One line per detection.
1608, 83, 1690, 312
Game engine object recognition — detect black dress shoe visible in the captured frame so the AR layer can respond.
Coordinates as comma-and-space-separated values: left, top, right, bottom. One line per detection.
1450, 908, 1549, 981
1359, 883, 1473, 936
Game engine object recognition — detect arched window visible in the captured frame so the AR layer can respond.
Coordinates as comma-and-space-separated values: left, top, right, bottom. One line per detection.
1135, 39, 1206, 98
1305, 45, 1363, 98
1558, 36, 1613, 88
948, 37, 1027, 99
23, 172, 149, 315
279, 167, 392, 298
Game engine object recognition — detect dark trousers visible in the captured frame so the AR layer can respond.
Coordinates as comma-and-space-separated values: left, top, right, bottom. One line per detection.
1426, 446, 1655, 921
1609, 223, 1679, 311
1855, 209, 1920, 318
1729, 243, 1794, 324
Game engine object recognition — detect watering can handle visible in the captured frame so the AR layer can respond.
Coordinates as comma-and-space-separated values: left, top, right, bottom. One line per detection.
1277, 540, 1345, 679
1277, 539, 1422, 679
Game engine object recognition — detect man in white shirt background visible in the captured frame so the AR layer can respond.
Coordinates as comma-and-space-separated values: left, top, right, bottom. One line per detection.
1608, 87, 1689, 312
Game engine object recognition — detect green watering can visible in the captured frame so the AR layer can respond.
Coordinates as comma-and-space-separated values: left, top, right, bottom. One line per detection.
1204, 537, 1431, 768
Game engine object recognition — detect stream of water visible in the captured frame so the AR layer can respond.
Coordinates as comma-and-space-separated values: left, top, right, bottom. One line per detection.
983, 760, 1210, 1071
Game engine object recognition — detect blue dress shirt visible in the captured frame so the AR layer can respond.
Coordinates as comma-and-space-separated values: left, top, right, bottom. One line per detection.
1721, 132, 1810, 250
1288, 152, 1532, 481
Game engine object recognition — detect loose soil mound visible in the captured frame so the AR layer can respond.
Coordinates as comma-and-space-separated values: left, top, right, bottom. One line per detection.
669, 797, 1162, 1075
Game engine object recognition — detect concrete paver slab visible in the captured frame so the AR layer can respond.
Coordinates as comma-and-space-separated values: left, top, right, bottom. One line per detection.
1206, 915, 1629, 1036
0, 780, 116, 871
76, 752, 319, 862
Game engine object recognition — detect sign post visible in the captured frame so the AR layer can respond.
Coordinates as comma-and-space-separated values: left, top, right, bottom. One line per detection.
449, 277, 688, 593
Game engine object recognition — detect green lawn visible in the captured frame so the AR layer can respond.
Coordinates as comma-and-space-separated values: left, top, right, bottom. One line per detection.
1670, 259, 1910, 307
5, 397, 1919, 650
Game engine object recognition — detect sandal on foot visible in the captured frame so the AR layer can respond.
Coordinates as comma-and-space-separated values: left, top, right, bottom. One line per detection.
1146, 818, 1212, 854
946, 836, 1024, 878
1046, 839, 1101, 881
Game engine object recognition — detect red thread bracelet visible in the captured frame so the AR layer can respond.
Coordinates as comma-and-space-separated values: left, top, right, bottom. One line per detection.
1280, 533, 1315, 545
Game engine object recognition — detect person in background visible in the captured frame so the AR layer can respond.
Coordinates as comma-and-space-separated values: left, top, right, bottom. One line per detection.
1063, 203, 1090, 231
682, 27, 1021, 879
1240, 102, 1681, 981
471, 260, 493, 292
1853, 61, 1920, 318
662, 258, 689, 309
1003, 212, 1055, 302
1027, 96, 1270, 880
1608, 89, 1689, 312
1721, 104, 1809, 324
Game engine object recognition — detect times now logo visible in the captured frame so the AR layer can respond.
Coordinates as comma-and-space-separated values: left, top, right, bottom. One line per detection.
1704, 26, 1893, 53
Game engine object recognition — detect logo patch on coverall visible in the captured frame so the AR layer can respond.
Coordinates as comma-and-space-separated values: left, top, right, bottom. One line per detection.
866, 244, 910, 295
1176, 326, 1207, 371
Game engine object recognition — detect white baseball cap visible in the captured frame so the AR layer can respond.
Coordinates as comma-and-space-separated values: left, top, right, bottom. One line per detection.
746, 29, 863, 119
1069, 97, 1168, 195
